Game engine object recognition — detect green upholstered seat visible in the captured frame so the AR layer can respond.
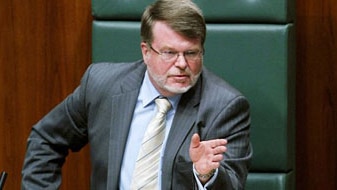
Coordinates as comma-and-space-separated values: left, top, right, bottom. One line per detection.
246, 172, 295, 189
91, 1, 296, 189
92, 0, 295, 23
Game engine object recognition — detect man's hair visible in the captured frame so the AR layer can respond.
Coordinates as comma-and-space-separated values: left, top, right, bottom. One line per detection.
141, 0, 206, 46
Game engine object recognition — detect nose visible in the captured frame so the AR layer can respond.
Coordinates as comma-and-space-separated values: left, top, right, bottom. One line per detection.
174, 53, 188, 69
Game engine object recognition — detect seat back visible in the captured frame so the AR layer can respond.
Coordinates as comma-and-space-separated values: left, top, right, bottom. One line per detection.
91, 1, 296, 189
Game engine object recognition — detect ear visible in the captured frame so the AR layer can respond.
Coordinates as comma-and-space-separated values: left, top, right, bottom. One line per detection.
141, 42, 150, 62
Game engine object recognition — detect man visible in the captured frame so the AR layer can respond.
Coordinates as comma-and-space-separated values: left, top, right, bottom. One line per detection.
22, 0, 252, 189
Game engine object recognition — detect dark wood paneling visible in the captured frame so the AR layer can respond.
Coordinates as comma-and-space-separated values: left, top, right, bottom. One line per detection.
296, 0, 337, 189
0, 0, 92, 189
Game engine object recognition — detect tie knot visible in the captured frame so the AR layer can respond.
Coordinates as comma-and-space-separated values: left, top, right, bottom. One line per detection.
155, 98, 171, 114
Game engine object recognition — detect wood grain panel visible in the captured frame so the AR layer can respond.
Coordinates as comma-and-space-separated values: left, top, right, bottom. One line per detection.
296, 0, 337, 189
0, 0, 92, 189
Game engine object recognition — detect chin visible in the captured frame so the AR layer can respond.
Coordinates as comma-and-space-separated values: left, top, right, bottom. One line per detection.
164, 84, 192, 95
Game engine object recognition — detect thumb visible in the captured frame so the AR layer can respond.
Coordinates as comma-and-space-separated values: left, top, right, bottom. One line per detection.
190, 133, 201, 149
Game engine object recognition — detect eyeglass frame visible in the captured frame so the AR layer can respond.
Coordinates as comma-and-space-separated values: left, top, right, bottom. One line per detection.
147, 43, 204, 63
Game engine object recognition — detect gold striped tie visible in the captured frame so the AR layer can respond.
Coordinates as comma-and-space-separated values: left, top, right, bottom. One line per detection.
130, 98, 171, 190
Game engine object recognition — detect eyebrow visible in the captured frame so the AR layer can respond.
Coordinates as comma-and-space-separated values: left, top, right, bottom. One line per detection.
158, 45, 201, 52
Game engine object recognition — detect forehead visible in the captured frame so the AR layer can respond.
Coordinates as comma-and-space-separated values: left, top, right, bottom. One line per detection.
152, 21, 202, 48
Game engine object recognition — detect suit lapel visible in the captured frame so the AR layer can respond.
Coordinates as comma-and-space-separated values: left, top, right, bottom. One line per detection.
107, 63, 146, 189
161, 78, 202, 189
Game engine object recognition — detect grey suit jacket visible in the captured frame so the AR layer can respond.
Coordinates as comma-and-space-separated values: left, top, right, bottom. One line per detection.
22, 60, 252, 190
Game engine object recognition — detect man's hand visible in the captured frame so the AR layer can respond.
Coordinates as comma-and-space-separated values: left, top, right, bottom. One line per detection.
189, 133, 227, 182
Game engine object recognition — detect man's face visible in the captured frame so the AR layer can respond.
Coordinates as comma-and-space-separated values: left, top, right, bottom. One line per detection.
141, 21, 203, 97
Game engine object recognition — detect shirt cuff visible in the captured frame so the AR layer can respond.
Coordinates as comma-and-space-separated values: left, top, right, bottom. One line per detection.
192, 164, 218, 190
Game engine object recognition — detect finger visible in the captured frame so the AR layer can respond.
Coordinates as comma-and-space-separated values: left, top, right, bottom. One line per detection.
212, 154, 224, 162
209, 162, 221, 169
216, 138, 227, 146
207, 139, 227, 147
213, 145, 227, 154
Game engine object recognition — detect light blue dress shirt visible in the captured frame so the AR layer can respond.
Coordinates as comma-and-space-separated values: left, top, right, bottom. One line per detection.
119, 71, 217, 189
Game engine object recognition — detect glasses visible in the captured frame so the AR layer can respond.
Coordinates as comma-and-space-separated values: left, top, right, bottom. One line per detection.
148, 44, 204, 63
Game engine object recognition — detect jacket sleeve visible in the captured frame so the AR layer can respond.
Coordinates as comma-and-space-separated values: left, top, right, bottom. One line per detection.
209, 95, 252, 190
21, 66, 91, 189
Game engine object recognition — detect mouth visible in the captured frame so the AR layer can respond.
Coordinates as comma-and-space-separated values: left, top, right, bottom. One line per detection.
169, 74, 190, 83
